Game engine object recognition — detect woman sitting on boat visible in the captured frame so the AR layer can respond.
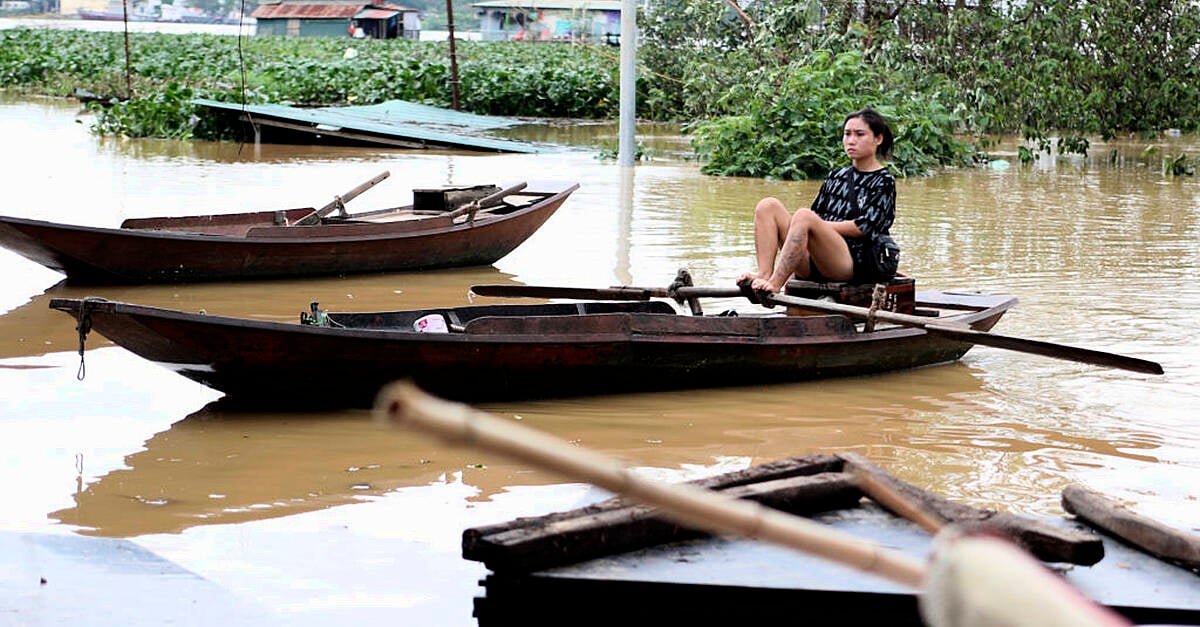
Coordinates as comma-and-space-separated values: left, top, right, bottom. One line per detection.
738, 107, 900, 292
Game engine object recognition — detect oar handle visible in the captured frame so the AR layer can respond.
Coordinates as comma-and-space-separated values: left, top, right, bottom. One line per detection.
479, 181, 528, 208
469, 285, 664, 300
446, 182, 529, 221
294, 170, 391, 225
374, 381, 927, 589
467, 284, 744, 301
762, 291, 949, 327
327, 170, 392, 212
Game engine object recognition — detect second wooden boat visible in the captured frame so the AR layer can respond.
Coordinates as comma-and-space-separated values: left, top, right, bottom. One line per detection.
48, 281, 1016, 408
0, 176, 577, 284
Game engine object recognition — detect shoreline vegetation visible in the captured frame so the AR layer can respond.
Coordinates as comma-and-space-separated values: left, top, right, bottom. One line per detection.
2, 0, 1197, 179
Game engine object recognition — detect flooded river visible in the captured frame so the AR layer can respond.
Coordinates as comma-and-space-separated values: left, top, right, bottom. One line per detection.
1, 96, 1197, 624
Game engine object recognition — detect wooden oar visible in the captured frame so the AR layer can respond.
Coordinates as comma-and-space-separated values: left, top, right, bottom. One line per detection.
466, 282, 1164, 375
759, 291, 1164, 375
293, 170, 391, 226
469, 284, 740, 301
374, 382, 1132, 627
445, 181, 528, 223
376, 381, 925, 587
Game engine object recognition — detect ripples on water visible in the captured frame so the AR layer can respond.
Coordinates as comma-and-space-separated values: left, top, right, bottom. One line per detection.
1, 97, 1198, 624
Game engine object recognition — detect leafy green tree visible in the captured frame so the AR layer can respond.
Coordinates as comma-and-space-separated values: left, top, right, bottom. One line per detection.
690, 50, 976, 179
642, 0, 1200, 169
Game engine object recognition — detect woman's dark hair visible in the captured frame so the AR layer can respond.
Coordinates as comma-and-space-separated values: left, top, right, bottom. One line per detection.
845, 108, 894, 161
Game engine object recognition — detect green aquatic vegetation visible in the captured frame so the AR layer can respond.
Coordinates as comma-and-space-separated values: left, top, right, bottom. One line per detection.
5, 1, 1199, 179
88, 82, 199, 139
0, 29, 619, 138
642, 0, 1200, 174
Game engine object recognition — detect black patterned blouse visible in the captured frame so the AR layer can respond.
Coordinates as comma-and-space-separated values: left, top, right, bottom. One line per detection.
808, 165, 898, 280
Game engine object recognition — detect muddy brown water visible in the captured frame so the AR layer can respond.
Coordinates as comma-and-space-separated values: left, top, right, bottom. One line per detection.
1, 96, 1197, 625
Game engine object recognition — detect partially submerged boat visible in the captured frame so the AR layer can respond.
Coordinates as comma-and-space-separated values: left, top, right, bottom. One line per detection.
461, 453, 1200, 626
49, 277, 1018, 408
0, 175, 576, 283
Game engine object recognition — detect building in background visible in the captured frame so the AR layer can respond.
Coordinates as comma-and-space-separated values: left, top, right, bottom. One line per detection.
472, 0, 618, 43
252, 0, 418, 38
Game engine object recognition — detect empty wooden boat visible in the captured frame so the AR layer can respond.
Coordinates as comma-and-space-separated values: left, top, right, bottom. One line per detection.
0, 176, 577, 283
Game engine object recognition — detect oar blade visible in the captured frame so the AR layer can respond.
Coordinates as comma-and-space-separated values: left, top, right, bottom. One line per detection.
763, 292, 1163, 376
924, 324, 1164, 375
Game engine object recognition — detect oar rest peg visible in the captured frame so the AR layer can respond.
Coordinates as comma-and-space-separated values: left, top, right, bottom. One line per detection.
668, 268, 703, 315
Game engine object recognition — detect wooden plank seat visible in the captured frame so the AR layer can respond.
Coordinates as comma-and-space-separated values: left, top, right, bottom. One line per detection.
784, 275, 916, 315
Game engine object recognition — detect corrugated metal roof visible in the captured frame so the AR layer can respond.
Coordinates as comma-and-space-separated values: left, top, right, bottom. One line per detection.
354, 7, 397, 18
192, 99, 557, 154
252, 3, 360, 18
251, 1, 416, 19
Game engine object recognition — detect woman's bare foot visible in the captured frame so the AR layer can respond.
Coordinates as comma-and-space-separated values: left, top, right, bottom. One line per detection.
736, 271, 768, 285
749, 276, 786, 293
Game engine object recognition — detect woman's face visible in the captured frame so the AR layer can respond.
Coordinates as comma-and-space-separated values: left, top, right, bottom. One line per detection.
843, 116, 882, 162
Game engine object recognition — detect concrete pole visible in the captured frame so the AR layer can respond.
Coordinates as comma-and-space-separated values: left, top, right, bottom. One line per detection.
617, 0, 638, 167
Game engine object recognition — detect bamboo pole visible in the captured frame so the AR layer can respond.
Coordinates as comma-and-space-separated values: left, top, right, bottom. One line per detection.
375, 380, 926, 588
374, 382, 1134, 627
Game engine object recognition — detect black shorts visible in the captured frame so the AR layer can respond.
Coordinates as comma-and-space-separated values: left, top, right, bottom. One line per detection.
804, 241, 894, 285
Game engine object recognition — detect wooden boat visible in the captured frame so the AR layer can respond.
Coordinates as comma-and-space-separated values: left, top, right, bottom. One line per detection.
461, 453, 1200, 626
0, 175, 577, 284
48, 278, 1017, 408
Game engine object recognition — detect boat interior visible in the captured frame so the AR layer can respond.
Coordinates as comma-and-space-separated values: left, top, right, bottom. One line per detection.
117, 188, 556, 237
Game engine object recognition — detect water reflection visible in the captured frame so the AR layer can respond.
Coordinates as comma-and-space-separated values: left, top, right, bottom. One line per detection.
46, 366, 983, 536
45, 356, 1179, 537
51, 405, 430, 536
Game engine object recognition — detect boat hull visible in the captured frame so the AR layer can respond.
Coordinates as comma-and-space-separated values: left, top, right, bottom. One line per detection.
0, 182, 575, 284
49, 291, 1015, 408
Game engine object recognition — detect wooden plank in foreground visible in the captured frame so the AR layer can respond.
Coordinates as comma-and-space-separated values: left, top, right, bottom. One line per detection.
472, 503, 1200, 627
838, 452, 1105, 565
465, 454, 842, 541
1063, 484, 1200, 571
463, 454, 855, 573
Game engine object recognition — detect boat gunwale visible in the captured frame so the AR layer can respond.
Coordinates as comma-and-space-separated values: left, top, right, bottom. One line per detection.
0, 183, 579, 245
47, 291, 1016, 346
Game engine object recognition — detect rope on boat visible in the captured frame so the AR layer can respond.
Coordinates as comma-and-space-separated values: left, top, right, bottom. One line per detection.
864, 283, 886, 333
74, 297, 101, 381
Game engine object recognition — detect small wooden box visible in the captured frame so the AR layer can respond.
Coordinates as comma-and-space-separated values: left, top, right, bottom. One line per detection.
412, 184, 501, 212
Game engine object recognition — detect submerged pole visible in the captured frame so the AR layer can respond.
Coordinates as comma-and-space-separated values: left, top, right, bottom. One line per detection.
121, 0, 133, 98
616, 0, 637, 166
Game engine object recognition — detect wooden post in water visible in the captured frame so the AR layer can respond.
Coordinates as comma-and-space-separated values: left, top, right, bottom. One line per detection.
445, 0, 461, 111
121, 0, 133, 99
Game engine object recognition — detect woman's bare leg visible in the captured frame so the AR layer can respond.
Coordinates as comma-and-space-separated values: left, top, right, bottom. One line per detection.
737, 197, 792, 284
753, 209, 854, 292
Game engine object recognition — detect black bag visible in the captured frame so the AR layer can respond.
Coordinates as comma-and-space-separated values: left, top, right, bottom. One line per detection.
848, 169, 900, 281
869, 234, 900, 281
